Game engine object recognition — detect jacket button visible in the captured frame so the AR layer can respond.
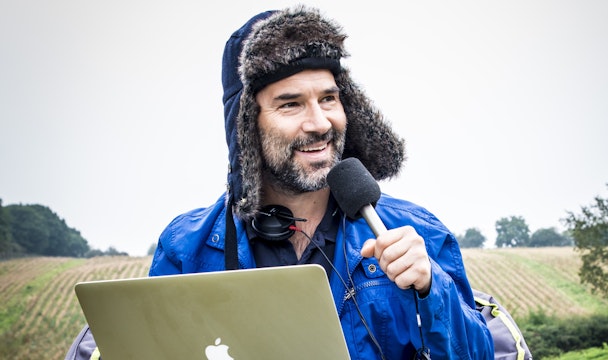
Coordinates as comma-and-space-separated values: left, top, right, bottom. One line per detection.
212, 234, 220, 243
368, 264, 377, 273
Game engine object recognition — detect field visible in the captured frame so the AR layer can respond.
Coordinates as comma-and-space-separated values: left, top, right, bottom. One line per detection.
462, 247, 608, 319
0, 256, 151, 359
0, 247, 606, 359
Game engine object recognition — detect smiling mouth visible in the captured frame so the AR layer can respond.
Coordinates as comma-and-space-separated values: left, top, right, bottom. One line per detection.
297, 143, 328, 152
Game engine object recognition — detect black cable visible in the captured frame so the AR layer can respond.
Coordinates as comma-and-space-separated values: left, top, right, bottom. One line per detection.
291, 215, 432, 360
290, 217, 387, 360
337, 214, 430, 360
340, 217, 387, 360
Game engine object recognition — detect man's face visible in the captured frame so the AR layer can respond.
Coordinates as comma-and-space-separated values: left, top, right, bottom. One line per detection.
255, 69, 347, 194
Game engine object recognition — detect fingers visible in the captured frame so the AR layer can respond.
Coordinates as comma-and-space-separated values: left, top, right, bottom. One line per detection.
390, 248, 431, 293
359, 226, 431, 292
361, 239, 376, 258
377, 227, 419, 287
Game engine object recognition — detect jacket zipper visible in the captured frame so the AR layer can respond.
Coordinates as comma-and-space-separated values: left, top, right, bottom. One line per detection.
343, 280, 389, 302
343, 287, 356, 301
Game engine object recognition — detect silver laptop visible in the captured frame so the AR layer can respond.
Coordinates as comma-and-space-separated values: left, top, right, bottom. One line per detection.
75, 264, 350, 360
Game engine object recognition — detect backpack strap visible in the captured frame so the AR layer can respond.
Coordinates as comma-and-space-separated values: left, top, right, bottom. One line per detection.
64, 325, 101, 360
473, 289, 532, 360
89, 347, 101, 360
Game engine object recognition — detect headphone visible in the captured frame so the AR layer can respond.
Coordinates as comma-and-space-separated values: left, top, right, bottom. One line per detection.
250, 204, 403, 360
251, 205, 307, 241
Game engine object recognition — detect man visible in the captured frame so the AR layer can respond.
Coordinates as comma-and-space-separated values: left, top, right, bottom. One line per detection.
152, 5, 494, 359
66, 5, 493, 359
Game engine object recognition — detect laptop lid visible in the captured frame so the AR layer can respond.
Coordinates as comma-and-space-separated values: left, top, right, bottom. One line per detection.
74, 264, 350, 360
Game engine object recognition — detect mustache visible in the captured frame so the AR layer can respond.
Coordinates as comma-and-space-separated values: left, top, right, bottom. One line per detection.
290, 130, 335, 150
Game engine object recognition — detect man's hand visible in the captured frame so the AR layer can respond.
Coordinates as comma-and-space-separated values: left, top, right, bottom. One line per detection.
360, 226, 432, 295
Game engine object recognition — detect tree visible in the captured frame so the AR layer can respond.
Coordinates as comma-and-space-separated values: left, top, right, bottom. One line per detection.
147, 242, 157, 256
4, 203, 90, 257
104, 246, 128, 256
563, 186, 608, 298
7, 205, 50, 253
85, 248, 105, 258
457, 228, 486, 248
85, 246, 129, 258
0, 199, 18, 255
495, 216, 530, 247
529, 227, 573, 247
66, 229, 91, 258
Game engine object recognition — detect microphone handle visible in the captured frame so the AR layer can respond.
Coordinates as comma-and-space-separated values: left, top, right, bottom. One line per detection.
360, 204, 387, 237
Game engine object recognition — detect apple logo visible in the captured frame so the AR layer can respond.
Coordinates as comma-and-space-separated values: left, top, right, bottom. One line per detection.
205, 337, 234, 360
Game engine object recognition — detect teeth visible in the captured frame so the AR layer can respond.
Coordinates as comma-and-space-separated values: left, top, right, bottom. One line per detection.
300, 144, 327, 152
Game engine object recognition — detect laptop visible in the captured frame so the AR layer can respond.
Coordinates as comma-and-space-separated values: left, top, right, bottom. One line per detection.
74, 264, 351, 360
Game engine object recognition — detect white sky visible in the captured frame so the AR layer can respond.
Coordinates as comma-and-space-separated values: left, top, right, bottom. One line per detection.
1, 0, 607, 256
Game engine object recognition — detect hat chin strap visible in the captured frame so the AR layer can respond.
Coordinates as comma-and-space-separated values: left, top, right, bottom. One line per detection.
225, 203, 239, 270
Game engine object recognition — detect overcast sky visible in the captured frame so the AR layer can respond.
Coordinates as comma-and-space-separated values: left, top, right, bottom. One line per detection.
1, 0, 607, 256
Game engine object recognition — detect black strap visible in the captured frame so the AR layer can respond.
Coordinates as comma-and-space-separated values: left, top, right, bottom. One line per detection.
225, 203, 239, 270
413, 292, 431, 360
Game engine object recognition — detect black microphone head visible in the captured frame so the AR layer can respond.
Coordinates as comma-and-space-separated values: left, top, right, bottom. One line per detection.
327, 157, 381, 219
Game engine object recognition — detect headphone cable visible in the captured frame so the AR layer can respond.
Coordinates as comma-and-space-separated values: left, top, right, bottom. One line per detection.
289, 223, 387, 360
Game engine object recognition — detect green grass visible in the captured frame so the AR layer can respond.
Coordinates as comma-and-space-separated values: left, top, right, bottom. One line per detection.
544, 344, 608, 360
0, 258, 83, 335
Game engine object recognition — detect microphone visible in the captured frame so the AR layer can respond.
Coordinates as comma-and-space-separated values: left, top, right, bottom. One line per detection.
326, 157, 390, 360
326, 157, 387, 236
328, 158, 431, 359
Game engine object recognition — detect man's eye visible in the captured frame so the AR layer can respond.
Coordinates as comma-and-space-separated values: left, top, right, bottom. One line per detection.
321, 95, 337, 103
279, 102, 298, 109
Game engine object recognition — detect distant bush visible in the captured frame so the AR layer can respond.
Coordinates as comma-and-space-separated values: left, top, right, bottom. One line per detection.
85, 246, 129, 258
521, 310, 608, 359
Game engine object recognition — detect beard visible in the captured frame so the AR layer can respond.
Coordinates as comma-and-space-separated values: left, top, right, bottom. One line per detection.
260, 128, 346, 194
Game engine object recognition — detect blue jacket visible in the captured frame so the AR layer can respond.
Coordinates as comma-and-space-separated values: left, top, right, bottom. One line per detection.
149, 193, 494, 359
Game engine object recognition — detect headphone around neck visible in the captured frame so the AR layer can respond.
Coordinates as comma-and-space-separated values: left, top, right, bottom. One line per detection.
250, 205, 307, 241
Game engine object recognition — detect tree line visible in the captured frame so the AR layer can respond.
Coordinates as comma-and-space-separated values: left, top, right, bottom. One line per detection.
456, 217, 573, 249
0, 199, 128, 258
2, 184, 606, 300
457, 184, 608, 299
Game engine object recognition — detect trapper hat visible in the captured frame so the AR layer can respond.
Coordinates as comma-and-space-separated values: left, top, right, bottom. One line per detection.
222, 5, 406, 221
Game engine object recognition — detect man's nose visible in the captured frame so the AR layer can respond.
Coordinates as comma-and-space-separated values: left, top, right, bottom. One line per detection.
302, 103, 332, 133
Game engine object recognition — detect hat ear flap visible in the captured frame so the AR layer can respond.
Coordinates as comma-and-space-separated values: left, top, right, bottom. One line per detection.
234, 93, 263, 219
337, 70, 406, 180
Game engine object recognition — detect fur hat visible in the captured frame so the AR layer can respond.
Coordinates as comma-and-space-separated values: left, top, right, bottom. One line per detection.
222, 5, 406, 220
